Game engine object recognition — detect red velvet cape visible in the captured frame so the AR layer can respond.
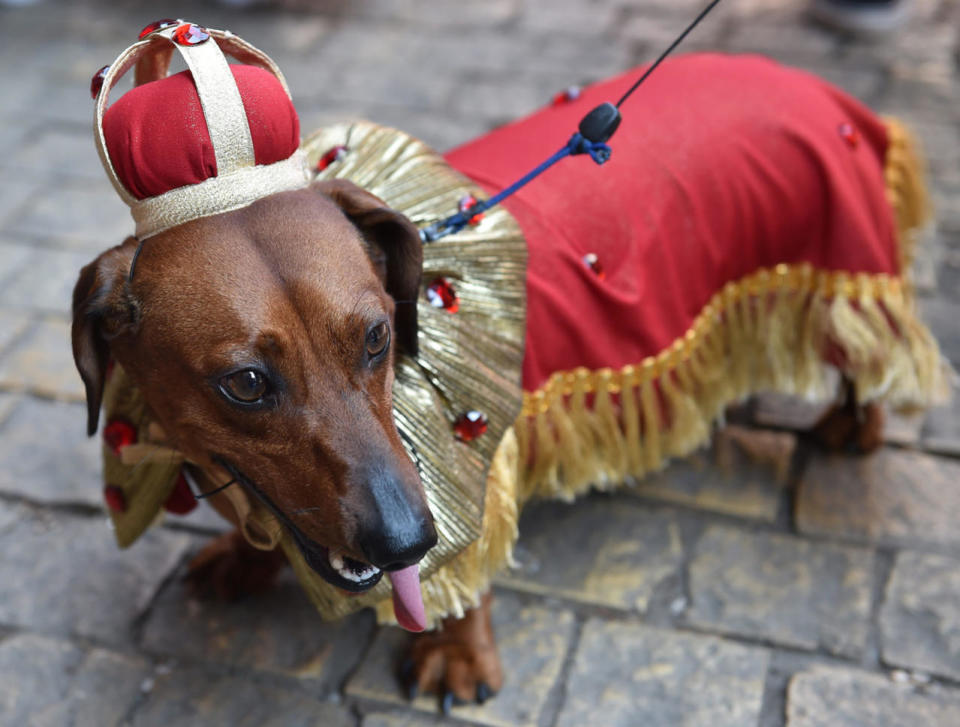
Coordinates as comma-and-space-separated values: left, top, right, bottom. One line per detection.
445, 54, 897, 394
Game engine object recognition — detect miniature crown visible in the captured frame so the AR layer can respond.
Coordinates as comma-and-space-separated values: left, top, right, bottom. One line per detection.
91, 20, 311, 240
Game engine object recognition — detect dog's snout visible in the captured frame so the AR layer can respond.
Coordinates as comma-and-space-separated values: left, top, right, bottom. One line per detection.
354, 464, 437, 570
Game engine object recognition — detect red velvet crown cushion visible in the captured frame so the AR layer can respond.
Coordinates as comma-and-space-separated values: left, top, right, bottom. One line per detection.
103, 64, 300, 200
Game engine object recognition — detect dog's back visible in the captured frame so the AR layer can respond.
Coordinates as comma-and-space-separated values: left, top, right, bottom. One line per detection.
446, 54, 900, 391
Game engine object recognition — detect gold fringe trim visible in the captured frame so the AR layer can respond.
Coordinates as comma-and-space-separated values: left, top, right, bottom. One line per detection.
377, 119, 948, 628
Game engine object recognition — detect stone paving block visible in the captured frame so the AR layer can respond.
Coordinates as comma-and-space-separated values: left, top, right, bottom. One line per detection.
787, 664, 960, 727
882, 407, 925, 446
7, 127, 104, 182
923, 394, 960, 455
879, 550, 960, 681
0, 500, 191, 646
0, 242, 36, 287
630, 431, 791, 522
724, 19, 841, 61
363, 711, 461, 727
6, 179, 131, 251
0, 317, 84, 399
496, 495, 682, 612
687, 525, 873, 657
555, 620, 769, 727
347, 593, 576, 727
130, 665, 355, 727
0, 307, 31, 353
620, 11, 730, 52
750, 390, 836, 430
796, 449, 960, 551
0, 396, 102, 506
0, 632, 149, 727
517, 1, 621, 38
0, 178, 43, 227
0, 246, 91, 313
0, 392, 18, 428
142, 564, 376, 690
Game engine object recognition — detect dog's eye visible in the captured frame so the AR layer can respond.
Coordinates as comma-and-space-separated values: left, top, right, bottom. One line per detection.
219, 369, 269, 403
366, 322, 390, 358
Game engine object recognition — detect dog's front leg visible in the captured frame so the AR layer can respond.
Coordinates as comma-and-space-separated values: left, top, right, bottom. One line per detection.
185, 530, 288, 601
403, 591, 502, 713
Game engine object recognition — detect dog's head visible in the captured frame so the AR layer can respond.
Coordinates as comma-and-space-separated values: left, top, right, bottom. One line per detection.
72, 179, 437, 597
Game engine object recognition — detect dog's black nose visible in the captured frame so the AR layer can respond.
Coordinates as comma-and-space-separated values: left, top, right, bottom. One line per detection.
358, 518, 437, 571
355, 465, 438, 570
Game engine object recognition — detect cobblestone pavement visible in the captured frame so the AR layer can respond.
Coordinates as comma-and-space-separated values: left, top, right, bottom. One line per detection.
1, 0, 959, 725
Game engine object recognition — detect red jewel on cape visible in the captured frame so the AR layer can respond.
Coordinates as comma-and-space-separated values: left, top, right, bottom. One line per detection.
551, 86, 581, 106
90, 65, 109, 100
426, 277, 460, 313
173, 23, 211, 46
138, 18, 178, 40
163, 472, 198, 515
316, 145, 348, 171
838, 122, 859, 148
583, 252, 606, 280
103, 418, 137, 455
454, 411, 488, 442
458, 195, 484, 226
104, 485, 127, 513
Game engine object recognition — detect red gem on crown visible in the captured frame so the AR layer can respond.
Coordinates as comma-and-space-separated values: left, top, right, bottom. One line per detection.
458, 195, 484, 226
173, 23, 211, 46
90, 65, 109, 100
138, 18, 178, 40
316, 145, 348, 171
426, 277, 460, 313
454, 411, 488, 442
104, 485, 127, 513
103, 418, 137, 455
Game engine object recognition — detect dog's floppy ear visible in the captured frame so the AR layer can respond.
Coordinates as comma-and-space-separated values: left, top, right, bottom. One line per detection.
71, 238, 141, 436
314, 179, 423, 357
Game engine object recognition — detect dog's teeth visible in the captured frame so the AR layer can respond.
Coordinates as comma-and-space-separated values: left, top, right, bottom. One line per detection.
328, 549, 380, 582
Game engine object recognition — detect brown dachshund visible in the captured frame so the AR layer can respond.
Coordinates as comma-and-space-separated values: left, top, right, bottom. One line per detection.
69, 168, 890, 710
73, 27, 939, 713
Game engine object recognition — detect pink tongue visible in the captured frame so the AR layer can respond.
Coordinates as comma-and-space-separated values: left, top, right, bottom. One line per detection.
388, 564, 426, 632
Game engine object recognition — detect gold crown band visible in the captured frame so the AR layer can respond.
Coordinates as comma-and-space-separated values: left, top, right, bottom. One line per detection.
132, 150, 311, 239
170, 30, 255, 177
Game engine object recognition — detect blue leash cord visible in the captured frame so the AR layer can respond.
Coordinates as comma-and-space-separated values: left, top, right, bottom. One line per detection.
418, 0, 723, 244
419, 129, 614, 243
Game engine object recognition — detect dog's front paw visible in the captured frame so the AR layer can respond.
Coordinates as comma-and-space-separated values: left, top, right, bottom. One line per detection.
401, 592, 502, 714
185, 530, 287, 600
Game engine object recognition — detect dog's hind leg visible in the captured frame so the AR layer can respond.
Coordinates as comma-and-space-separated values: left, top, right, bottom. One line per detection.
811, 378, 885, 453
185, 530, 288, 601
402, 591, 502, 713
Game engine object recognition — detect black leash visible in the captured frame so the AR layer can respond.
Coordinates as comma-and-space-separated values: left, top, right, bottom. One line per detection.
419, 0, 724, 243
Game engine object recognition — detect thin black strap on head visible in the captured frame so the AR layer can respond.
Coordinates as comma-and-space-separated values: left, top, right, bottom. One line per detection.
127, 237, 147, 283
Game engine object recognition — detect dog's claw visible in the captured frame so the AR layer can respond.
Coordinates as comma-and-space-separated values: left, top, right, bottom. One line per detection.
441, 691, 454, 715
476, 682, 492, 704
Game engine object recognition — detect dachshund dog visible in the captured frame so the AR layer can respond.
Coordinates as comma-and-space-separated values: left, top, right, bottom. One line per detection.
73, 26, 940, 711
